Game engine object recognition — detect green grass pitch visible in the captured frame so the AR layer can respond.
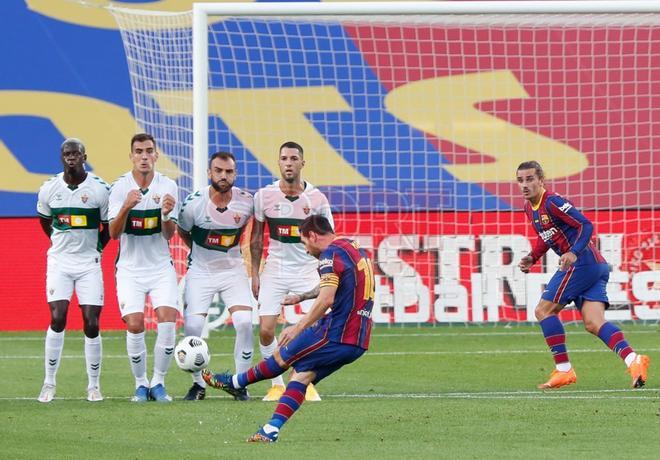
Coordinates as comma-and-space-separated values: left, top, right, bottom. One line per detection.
1, 324, 659, 459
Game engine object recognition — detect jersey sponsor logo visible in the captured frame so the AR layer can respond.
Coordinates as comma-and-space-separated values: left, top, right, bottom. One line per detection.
558, 202, 573, 213
206, 233, 236, 248
539, 227, 557, 242
540, 214, 549, 225
276, 225, 299, 238
357, 308, 372, 318
57, 214, 88, 227
129, 216, 159, 230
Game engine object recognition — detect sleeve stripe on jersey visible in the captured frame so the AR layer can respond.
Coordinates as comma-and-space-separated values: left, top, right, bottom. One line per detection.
37, 211, 51, 219
320, 274, 339, 287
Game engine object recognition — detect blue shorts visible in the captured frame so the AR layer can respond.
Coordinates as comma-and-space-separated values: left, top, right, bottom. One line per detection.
279, 326, 366, 384
542, 262, 610, 309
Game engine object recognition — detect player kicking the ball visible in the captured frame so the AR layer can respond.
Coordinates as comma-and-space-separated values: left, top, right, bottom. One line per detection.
204, 215, 374, 442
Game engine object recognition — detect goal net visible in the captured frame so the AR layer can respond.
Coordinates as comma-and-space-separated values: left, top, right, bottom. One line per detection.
110, 2, 660, 326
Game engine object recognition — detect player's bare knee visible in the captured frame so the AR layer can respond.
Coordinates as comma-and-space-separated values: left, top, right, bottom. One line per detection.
259, 328, 275, 345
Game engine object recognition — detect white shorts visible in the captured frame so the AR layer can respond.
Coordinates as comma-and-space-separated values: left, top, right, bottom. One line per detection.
46, 261, 103, 305
184, 267, 254, 316
258, 273, 319, 317
116, 266, 180, 317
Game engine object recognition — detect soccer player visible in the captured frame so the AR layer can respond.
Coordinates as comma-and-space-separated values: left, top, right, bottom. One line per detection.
36, 138, 110, 403
177, 151, 255, 401
250, 141, 334, 401
516, 161, 650, 389
109, 133, 180, 402
203, 215, 374, 442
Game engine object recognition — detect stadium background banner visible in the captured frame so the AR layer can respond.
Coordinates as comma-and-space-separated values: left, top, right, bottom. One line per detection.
0, 1, 658, 330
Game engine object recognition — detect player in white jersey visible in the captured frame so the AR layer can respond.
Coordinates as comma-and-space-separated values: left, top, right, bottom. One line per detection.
177, 152, 255, 401
251, 141, 334, 401
36, 138, 110, 403
108, 133, 180, 403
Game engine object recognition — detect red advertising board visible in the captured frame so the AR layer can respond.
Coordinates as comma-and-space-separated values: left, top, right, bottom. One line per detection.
1, 212, 658, 331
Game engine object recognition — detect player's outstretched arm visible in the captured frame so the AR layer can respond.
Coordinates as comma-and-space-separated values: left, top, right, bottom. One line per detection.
279, 285, 337, 347
281, 285, 320, 306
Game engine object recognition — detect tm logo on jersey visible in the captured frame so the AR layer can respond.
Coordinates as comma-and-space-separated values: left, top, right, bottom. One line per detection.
558, 202, 573, 213
58, 214, 87, 227
276, 225, 300, 237
206, 234, 236, 248
130, 217, 158, 230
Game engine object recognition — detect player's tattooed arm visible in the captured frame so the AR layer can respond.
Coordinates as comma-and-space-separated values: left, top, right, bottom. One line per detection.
281, 285, 320, 306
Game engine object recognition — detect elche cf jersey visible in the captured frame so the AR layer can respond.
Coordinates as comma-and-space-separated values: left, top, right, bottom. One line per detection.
37, 172, 110, 266
178, 186, 253, 273
254, 180, 334, 275
524, 190, 606, 267
317, 237, 374, 350
109, 171, 179, 273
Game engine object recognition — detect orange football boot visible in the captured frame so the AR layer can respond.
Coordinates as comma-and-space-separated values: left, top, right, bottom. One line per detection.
537, 368, 577, 389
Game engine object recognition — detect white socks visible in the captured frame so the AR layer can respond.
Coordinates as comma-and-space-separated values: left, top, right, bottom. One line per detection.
232, 310, 254, 374
126, 331, 149, 388
44, 327, 64, 386
84, 335, 102, 390
184, 314, 206, 338
184, 314, 208, 387
151, 322, 175, 388
556, 362, 572, 372
625, 352, 638, 368
260, 337, 284, 387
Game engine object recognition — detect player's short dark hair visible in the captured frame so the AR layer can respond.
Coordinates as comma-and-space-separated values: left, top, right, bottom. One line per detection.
279, 141, 303, 158
130, 133, 157, 150
517, 160, 545, 179
208, 151, 236, 168
61, 138, 85, 154
300, 215, 334, 237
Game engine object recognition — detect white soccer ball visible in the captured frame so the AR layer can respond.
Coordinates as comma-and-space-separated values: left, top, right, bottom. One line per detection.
174, 336, 210, 372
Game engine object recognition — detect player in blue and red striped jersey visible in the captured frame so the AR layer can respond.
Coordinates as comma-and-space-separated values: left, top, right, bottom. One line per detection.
516, 161, 650, 389
203, 214, 374, 442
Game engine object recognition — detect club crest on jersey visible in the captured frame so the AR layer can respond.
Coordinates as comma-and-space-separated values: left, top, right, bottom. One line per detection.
303, 206, 310, 215
233, 213, 241, 224
541, 214, 550, 225
153, 194, 161, 204
48, 288, 54, 296
81, 194, 89, 204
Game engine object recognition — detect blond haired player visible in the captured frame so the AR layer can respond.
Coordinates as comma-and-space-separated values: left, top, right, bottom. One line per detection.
177, 152, 255, 401
36, 138, 110, 403
109, 133, 180, 402
251, 141, 333, 401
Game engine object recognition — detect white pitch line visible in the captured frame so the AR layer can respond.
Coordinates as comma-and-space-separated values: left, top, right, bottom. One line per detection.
3, 347, 660, 360
1, 388, 658, 402
0, 329, 657, 342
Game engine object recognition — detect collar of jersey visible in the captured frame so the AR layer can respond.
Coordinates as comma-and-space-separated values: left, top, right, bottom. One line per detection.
531, 189, 546, 211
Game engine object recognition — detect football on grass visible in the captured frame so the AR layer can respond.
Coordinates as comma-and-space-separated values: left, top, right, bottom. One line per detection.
174, 336, 210, 372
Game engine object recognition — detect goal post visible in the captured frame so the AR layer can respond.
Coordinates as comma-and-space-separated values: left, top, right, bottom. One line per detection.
110, 1, 660, 326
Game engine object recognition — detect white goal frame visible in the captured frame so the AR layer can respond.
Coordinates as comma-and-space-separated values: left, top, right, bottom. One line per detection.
191, 0, 660, 191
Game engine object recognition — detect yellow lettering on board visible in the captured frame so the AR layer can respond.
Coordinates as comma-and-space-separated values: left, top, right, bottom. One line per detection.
25, 0, 248, 30
384, 70, 588, 182
151, 86, 370, 186
0, 91, 181, 193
